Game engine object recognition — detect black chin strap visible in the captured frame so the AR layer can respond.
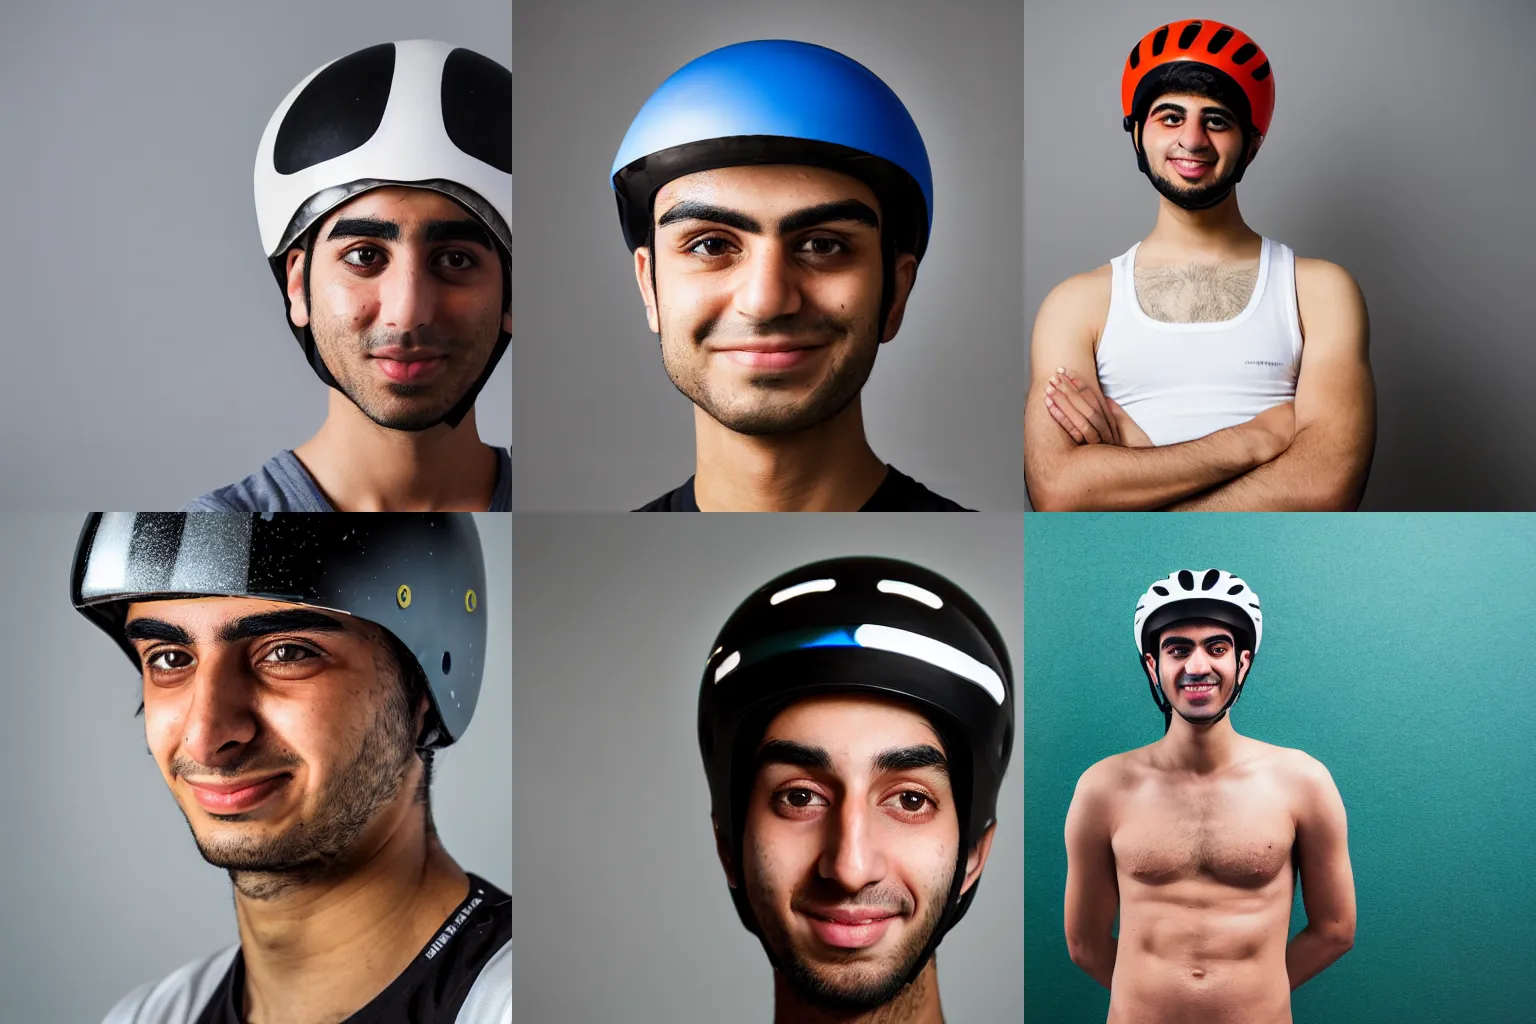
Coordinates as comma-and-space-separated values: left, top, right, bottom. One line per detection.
1126, 115, 1254, 212
1150, 660, 1248, 728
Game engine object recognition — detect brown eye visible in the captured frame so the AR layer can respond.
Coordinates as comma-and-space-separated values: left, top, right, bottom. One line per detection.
343, 246, 384, 268
898, 792, 929, 813
263, 644, 316, 664
436, 250, 476, 271
689, 238, 731, 257
801, 236, 847, 256
146, 650, 193, 672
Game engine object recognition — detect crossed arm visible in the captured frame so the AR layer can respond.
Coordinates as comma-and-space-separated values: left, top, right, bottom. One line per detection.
1286, 758, 1356, 989
1024, 262, 1375, 511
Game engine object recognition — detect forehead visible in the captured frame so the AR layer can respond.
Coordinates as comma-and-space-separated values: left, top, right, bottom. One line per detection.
124, 596, 353, 632
318, 186, 480, 234
1149, 91, 1235, 116
653, 164, 879, 222
758, 694, 943, 763
1158, 619, 1235, 644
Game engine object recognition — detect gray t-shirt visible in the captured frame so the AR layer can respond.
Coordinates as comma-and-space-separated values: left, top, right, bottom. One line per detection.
184, 448, 511, 512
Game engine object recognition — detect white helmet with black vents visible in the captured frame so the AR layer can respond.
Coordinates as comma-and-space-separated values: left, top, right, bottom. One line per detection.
1134, 568, 1262, 724
698, 556, 1014, 989
254, 39, 511, 429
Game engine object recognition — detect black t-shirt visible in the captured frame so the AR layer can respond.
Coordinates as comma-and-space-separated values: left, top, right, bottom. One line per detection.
634, 466, 971, 511
193, 875, 511, 1024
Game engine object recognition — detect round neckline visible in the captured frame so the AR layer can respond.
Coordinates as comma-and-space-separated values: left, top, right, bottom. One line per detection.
1125, 237, 1270, 332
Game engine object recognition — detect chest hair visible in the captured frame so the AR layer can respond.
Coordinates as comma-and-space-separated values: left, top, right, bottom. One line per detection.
1135, 262, 1259, 323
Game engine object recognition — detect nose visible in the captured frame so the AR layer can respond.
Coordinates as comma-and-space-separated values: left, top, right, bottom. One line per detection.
732, 244, 803, 324
376, 254, 439, 335
1177, 117, 1212, 154
819, 798, 889, 893
1184, 646, 1213, 678
178, 655, 258, 767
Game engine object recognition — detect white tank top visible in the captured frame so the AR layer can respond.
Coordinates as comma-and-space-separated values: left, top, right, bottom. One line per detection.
1095, 237, 1302, 447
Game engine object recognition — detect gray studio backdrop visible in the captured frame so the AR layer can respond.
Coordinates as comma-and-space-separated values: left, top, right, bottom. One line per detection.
1024, 0, 1536, 510
513, 0, 1024, 511
513, 514, 1023, 1022
0, 2, 510, 509
0, 513, 510, 1023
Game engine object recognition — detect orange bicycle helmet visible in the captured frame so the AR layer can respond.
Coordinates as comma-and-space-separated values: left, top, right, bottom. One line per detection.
1121, 19, 1274, 136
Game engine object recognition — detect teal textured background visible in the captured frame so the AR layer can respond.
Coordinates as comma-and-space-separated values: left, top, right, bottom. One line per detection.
1024, 513, 1536, 1023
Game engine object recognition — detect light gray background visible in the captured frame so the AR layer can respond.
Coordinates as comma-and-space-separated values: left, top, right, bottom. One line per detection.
513, 514, 1023, 1022
1025, 0, 1536, 510
0, 513, 510, 1022
0, 2, 510, 509
513, 0, 1024, 511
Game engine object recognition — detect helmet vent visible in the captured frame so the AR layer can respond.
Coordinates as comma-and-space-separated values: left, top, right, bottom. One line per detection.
1232, 42, 1259, 65
1127, 43, 1142, 70
1178, 22, 1202, 49
1152, 585, 1169, 596
1177, 569, 1195, 590
877, 579, 943, 609
442, 651, 452, 674
1251, 61, 1272, 82
442, 48, 512, 174
1201, 569, 1220, 591
1207, 25, 1235, 54
770, 578, 837, 605
1227, 584, 1245, 595
1151, 26, 1170, 56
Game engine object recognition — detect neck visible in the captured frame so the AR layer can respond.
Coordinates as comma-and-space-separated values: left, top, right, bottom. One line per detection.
692, 396, 887, 512
772, 958, 945, 1024
295, 393, 498, 511
1157, 711, 1244, 772
233, 797, 470, 1023
1147, 191, 1259, 257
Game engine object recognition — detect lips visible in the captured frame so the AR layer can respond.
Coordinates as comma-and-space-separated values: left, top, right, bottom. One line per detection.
370, 348, 448, 384
1169, 158, 1212, 181
802, 908, 901, 950
185, 773, 290, 814
713, 340, 826, 371
1180, 682, 1218, 699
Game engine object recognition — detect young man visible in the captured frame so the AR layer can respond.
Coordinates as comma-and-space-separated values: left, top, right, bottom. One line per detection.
72, 514, 510, 1023
613, 40, 968, 511
1025, 20, 1376, 511
700, 556, 1014, 1020
187, 41, 512, 512
1064, 569, 1356, 1023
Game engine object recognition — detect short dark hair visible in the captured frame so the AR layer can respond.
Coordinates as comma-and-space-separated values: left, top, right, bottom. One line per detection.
1138, 62, 1254, 134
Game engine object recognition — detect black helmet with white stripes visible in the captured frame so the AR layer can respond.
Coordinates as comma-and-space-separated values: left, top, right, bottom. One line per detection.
698, 556, 1014, 984
1134, 568, 1262, 726
254, 39, 512, 429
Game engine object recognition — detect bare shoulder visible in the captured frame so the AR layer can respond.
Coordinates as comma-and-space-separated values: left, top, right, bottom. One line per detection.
1254, 741, 1339, 796
1074, 747, 1147, 800
1034, 266, 1112, 331
1031, 266, 1114, 379
1294, 257, 1367, 314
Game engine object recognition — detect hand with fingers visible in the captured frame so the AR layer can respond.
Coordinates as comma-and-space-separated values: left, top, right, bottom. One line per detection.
1043, 368, 1153, 448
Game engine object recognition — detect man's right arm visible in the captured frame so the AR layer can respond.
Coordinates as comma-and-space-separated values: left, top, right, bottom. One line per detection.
1024, 275, 1292, 511
1064, 760, 1120, 989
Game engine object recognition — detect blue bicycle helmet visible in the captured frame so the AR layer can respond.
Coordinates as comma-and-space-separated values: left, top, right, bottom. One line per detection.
611, 40, 934, 261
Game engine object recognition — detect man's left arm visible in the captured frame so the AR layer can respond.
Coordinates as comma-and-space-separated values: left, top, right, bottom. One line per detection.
1168, 259, 1376, 510
1286, 756, 1357, 990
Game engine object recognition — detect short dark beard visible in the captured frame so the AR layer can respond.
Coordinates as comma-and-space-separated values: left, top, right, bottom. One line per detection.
179, 668, 418, 901
749, 861, 953, 1014
1147, 153, 1242, 211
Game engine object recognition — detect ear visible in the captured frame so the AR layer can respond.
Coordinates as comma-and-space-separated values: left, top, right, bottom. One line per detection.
1247, 132, 1265, 163
1236, 649, 1253, 685
285, 248, 310, 329
712, 815, 739, 889
958, 822, 997, 897
879, 251, 920, 344
1142, 650, 1159, 686
634, 247, 660, 334
502, 309, 514, 335
1131, 120, 1144, 156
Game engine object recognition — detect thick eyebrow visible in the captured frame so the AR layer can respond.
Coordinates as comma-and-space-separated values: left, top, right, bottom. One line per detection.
1150, 100, 1235, 120
657, 201, 761, 233
756, 739, 832, 771
872, 744, 949, 778
217, 610, 349, 644
424, 219, 493, 248
327, 217, 399, 241
122, 618, 192, 645
777, 199, 879, 235
1161, 632, 1235, 649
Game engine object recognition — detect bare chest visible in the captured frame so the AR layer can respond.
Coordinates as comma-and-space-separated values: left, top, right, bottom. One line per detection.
1135, 260, 1260, 324
1113, 777, 1295, 887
